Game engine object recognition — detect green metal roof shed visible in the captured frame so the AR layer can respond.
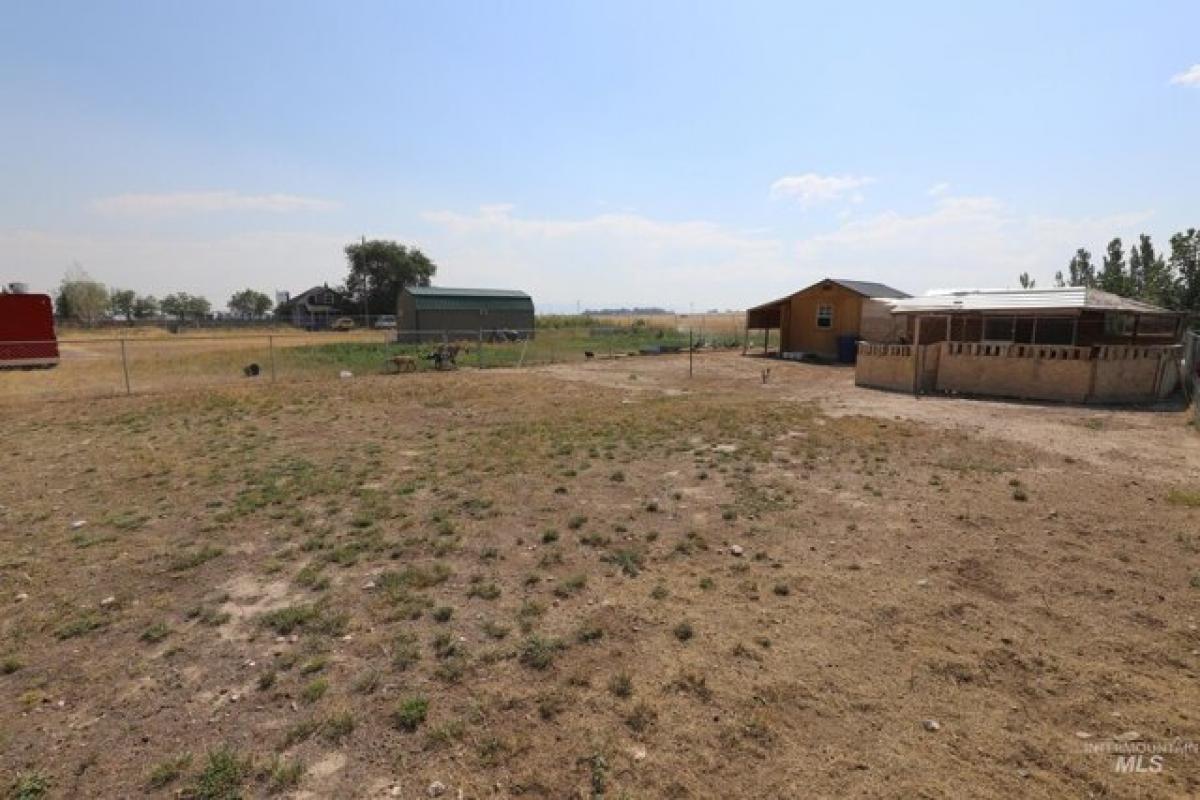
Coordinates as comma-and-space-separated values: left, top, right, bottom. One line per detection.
397, 286, 535, 339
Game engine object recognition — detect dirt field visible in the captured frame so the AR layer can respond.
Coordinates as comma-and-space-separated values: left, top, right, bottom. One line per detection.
2, 352, 1199, 798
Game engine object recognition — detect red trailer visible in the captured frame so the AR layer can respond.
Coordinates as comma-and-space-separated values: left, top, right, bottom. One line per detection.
0, 293, 60, 369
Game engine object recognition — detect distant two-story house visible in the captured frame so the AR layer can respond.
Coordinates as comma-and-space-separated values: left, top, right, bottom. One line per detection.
284, 285, 351, 330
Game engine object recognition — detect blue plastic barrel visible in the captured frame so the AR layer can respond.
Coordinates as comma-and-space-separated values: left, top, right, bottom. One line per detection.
836, 334, 859, 363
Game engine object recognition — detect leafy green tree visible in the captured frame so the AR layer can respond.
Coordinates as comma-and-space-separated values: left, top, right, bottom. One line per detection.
1098, 238, 1128, 295
227, 289, 272, 318
1170, 229, 1200, 315
1128, 243, 1142, 298
189, 295, 211, 319
55, 268, 110, 326
110, 288, 138, 322
161, 292, 211, 322
1064, 248, 1095, 287
133, 295, 159, 319
343, 239, 437, 315
1134, 234, 1175, 308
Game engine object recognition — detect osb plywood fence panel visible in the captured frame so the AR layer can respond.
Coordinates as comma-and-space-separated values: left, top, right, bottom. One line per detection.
855, 341, 1183, 403
855, 347, 915, 392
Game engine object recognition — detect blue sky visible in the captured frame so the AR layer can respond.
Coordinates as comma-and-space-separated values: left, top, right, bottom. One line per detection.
2, 1, 1199, 311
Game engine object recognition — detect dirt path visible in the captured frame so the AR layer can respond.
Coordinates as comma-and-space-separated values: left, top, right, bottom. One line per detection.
546, 351, 1200, 482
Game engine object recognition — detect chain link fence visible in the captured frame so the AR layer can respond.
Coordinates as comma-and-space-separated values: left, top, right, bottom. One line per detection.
0, 326, 766, 401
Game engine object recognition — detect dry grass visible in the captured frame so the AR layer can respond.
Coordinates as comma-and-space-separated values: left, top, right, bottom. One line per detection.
590, 311, 746, 335
0, 353, 1197, 797
0, 324, 743, 403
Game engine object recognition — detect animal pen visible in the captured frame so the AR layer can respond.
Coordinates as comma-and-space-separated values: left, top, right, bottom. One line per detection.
854, 288, 1191, 404
0, 323, 757, 402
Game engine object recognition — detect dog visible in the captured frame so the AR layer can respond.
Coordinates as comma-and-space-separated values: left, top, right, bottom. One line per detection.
243, 363, 261, 377
389, 355, 417, 373
423, 344, 463, 370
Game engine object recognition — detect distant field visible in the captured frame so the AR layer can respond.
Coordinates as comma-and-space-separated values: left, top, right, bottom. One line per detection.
587, 312, 746, 336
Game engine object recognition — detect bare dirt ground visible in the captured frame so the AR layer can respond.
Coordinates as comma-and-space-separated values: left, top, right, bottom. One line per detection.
2, 352, 1198, 798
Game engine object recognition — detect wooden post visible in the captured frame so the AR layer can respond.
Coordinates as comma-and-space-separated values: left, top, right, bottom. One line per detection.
911, 316, 922, 395
763, 328, 770, 356
120, 338, 132, 396
517, 334, 530, 368
478, 328, 484, 369
689, 327, 693, 378
268, 335, 276, 382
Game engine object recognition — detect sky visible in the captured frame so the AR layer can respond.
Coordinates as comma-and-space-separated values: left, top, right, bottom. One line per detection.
2, 1, 1199, 313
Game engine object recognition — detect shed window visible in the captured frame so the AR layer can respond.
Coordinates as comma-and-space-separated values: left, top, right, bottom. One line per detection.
982, 317, 1015, 342
816, 304, 833, 329
1136, 315, 1177, 336
1104, 313, 1135, 337
1032, 317, 1074, 345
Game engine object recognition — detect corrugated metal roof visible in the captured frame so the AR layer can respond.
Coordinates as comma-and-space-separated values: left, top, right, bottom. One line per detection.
890, 288, 1178, 315
746, 278, 910, 312
827, 279, 910, 299
405, 286, 534, 314
406, 286, 531, 299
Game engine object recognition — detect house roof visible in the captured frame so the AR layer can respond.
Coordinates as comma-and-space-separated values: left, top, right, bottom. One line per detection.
404, 285, 534, 314
825, 279, 911, 299
890, 287, 1181, 315
405, 286, 530, 299
291, 285, 345, 308
747, 278, 910, 313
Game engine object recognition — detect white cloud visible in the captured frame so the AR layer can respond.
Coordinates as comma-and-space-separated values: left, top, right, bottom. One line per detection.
927, 182, 951, 197
1169, 64, 1200, 87
92, 191, 337, 216
0, 229, 349, 302
769, 173, 874, 206
420, 205, 789, 310
5, 195, 1159, 316
419, 199, 1157, 308
792, 194, 1153, 292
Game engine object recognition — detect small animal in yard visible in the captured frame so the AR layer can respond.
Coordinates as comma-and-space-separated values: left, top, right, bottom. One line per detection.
423, 343, 463, 370
389, 355, 417, 373
584, 351, 595, 360
761, 368, 771, 384
243, 363, 261, 377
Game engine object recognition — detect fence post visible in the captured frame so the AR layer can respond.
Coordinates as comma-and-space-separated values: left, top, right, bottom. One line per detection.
119, 338, 131, 396
689, 327, 694, 378
478, 328, 484, 369
268, 335, 276, 382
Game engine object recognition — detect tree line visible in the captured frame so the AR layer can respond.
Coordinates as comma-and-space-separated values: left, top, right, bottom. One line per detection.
54, 267, 273, 326
1025, 228, 1200, 314
53, 238, 438, 326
